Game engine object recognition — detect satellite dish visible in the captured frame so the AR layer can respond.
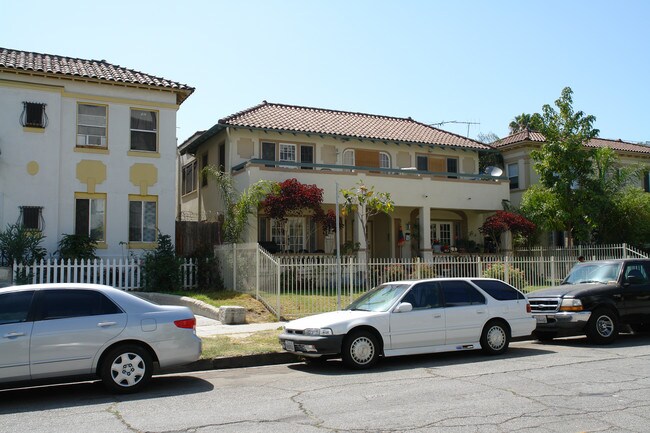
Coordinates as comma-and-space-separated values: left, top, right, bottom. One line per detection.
484, 166, 503, 177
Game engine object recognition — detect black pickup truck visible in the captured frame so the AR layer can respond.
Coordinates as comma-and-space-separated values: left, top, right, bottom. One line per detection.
527, 259, 650, 344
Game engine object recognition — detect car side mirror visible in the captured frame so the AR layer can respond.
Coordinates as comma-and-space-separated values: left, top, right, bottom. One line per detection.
394, 302, 413, 313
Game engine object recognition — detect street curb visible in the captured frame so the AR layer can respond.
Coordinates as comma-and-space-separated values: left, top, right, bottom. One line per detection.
160, 352, 299, 374
134, 292, 222, 321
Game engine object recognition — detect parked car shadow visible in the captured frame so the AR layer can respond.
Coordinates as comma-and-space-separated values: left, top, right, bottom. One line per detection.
0, 374, 213, 415
532, 331, 650, 348
289, 343, 555, 376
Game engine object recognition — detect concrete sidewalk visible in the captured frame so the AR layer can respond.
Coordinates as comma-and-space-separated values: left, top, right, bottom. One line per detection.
195, 315, 286, 338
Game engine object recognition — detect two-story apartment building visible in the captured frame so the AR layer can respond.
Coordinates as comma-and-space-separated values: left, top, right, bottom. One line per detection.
0, 48, 194, 258
178, 102, 510, 260
493, 129, 650, 245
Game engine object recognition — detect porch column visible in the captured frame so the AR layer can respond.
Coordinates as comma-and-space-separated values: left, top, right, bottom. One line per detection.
419, 206, 432, 261
354, 215, 368, 262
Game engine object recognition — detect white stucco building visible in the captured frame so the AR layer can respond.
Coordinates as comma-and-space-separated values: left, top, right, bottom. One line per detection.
0, 47, 194, 258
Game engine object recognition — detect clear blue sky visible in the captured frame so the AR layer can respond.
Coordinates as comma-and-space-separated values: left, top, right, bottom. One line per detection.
3, 0, 649, 144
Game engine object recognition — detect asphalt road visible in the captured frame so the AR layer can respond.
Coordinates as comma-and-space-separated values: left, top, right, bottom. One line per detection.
2, 334, 650, 433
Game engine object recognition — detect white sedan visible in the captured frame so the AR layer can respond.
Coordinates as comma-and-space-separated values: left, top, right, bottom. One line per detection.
279, 278, 535, 368
0, 283, 202, 393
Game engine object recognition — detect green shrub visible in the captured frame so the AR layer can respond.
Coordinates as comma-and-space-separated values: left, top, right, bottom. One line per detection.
191, 246, 224, 291
0, 224, 47, 284
141, 233, 181, 292
483, 262, 528, 289
57, 234, 98, 260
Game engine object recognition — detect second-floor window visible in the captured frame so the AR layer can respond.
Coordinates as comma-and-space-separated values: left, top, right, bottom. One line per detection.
508, 163, 519, 189
379, 152, 390, 169
182, 161, 197, 195
77, 104, 107, 147
130, 109, 157, 152
279, 143, 296, 163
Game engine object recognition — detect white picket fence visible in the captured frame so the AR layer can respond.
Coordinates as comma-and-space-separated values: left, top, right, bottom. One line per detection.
216, 242, 648, 320
13, 258, 200, 290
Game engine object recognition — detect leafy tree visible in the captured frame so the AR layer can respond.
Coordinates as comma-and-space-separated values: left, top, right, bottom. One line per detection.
523, 87, 599, 245
57, 233, 98, 260
476, 132, 504, 173
203, 167, 276, 243
479, 211, 536, 251
262, 178, 338, 235
141, 232, 181, 292
340, 182, 394, 253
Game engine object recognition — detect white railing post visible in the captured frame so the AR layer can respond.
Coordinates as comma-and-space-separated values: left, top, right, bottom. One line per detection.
256, 245, 260, 301
276, 259, 281, 321
550, 256, 556, 287
504, 255, 509, 284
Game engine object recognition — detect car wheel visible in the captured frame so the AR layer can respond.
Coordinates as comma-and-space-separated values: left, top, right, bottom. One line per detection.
342, 330, 379, 369
586, 308, 618, 344
100, 344, 153, 394
481, 320, 510, 355
534, 331, 556, 342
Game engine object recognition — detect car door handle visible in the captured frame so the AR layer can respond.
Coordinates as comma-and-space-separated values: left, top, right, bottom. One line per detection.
477, 310, 486, 315
434, 314, 442, 318
97, 321, 117, 327
3, 332, 25, 338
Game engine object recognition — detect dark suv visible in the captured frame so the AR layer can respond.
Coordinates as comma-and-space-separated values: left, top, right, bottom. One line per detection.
527, 259, 650, 344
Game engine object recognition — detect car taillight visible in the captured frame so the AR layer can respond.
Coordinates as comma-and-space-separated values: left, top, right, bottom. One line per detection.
174, 318, 196, 330
526, 303, 532, 313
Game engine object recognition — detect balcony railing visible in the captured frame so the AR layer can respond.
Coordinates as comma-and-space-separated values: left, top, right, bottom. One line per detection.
231, 159, 507, 181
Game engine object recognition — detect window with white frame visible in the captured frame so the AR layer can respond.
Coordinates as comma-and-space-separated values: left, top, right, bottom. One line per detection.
342, 149, 355, 166
379, 152, 390, 169
508, 162, 519, 189
77, 104, 107, 147
129, 198, 157, 242
279, 143, 297, 163
75, 195, 106, 242
182, 160, 197, 195
130, 109, 157, 152
431, 221, 455, 247
271, 217, 306, 252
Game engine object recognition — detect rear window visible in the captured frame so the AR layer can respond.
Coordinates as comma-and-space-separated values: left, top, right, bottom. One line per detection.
36, 289, 123, 320
471, 279, 525, 300
439, 280, 486, 307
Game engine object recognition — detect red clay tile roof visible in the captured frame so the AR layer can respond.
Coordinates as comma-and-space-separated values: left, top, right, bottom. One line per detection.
0, 47, 194, 104
492, 129, 546, 147
218, 101, 490, 150
494, 130, 650, 155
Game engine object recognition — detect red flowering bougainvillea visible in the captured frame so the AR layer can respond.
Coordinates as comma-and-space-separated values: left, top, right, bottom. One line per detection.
261, 178, 339, 233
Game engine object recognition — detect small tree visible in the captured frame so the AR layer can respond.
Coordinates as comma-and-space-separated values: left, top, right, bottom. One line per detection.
340, 182, 394, 254
203, 167, 276, 243
141, 232, 182, 292
262, 178, 339, 248
479, 211, 536, 251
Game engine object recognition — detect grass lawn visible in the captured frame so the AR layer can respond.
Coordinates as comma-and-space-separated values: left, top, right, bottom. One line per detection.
172, 290, 284, 359
200, 329, 284, 359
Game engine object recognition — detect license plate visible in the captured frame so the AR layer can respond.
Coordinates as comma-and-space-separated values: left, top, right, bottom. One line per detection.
536, 315, 548, 324
285, 340, 295, 351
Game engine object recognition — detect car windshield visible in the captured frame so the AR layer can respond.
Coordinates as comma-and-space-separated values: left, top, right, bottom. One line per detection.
562, 262, 622, 285
345, 283, 411, 312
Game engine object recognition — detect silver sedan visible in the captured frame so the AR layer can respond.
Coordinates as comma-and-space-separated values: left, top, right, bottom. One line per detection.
0, 283, 201, 393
